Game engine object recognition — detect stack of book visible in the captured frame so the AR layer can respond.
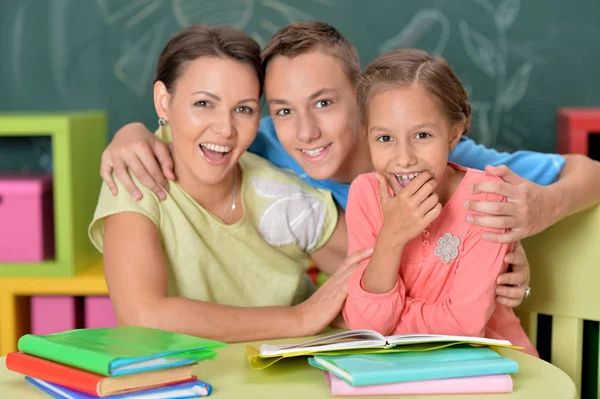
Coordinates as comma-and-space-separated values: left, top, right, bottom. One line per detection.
7, 326, 226, 398
249, 329, 520, 396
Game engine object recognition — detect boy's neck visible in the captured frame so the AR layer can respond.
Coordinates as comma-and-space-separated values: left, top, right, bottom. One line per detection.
330, 136, 374, 184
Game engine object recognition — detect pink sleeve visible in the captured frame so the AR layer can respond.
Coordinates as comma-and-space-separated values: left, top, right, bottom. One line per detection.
342, 175, 406, 335
394, 192, 513, 337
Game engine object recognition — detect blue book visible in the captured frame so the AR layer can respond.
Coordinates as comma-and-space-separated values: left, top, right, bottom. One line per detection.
25, 377, 213, 398
308, 345, 518, 386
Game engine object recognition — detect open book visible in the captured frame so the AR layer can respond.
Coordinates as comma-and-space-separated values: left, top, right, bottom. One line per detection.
260, 329, 515, 357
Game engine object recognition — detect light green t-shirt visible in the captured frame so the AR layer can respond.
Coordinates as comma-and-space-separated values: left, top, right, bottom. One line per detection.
89, 151, 338, 307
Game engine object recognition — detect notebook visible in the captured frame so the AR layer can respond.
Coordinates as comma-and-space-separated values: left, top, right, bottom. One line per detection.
17, 326, 226, 376
25, 377, 212, 399
323, 372, 513, 396
307, 345, 519, 386
247, 329, 519, 369
7, 352, 196, 397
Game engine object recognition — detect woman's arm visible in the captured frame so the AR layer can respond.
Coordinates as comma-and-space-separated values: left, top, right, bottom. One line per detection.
104, 212, 306, 342
309, 207, 349, 276
103, 212, 360, 342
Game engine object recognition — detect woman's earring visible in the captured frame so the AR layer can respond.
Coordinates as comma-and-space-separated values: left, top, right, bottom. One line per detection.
158, 117, 167, 127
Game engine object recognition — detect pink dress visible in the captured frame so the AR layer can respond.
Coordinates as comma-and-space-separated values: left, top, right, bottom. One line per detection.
342, 164, 537, 357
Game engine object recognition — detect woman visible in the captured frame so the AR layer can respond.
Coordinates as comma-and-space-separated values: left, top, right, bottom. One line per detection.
89, 25, 371, 343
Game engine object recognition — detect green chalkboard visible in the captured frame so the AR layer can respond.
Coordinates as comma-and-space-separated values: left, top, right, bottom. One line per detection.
1, 0, 599, 172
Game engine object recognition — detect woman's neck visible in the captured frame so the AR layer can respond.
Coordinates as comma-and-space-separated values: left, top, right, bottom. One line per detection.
175, 159, 240, 223
330, 136, 374, 183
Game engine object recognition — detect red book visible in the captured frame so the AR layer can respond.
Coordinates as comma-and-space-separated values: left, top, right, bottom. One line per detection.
6, 352, 196, 397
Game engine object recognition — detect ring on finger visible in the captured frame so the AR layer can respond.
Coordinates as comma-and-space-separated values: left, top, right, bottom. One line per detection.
518, 284, 531, 299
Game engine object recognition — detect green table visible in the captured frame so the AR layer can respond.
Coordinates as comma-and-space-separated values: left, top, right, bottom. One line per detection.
0, 335, 578, 398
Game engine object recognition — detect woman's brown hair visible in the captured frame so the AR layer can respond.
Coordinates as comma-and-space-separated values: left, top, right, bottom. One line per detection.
154, 25, 263, 94
357, 49, 471, 134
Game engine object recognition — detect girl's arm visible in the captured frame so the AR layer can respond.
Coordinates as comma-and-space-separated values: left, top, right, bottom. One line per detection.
103, 212, 360, 342
343, 174, 441, 335
394, 193, 511, 337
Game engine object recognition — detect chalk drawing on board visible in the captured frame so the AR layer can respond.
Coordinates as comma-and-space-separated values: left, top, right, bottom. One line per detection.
380, 0, 531, 147
172, 0, 254, 30
379, 9, 450, 55
97, 0, 333, 90
114, 20, 168, 97
97, 0, 158, 27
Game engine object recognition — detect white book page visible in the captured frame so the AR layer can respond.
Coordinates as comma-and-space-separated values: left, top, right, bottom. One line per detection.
259, 330, 386, 356
386, 334, 512, 347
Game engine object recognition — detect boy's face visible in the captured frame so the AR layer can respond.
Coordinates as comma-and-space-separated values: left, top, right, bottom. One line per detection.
264, 49, 361, 181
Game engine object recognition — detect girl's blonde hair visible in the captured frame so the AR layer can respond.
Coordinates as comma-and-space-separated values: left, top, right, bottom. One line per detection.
357, 49, 472, 135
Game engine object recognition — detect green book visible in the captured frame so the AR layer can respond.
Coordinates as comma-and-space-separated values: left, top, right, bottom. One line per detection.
17, 326, 226, 377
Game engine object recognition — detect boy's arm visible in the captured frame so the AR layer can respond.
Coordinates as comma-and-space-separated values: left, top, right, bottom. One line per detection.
101, 122, 174, 200
467, 155, 600, 242
451, 137, 600, 242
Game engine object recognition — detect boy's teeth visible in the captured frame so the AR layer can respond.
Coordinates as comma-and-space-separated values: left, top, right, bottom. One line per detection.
301, 145, 327, 157
201, 143, 232, 153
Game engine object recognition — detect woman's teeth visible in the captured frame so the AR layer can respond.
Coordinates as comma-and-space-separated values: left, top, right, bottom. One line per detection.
200, 143, 232, 153
301, 145, 329, 157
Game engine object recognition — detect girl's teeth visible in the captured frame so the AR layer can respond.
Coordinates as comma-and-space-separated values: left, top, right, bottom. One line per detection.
201, 143, 232, 153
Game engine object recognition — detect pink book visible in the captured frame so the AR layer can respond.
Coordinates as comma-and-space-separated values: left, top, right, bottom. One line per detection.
324, 372, 513, 396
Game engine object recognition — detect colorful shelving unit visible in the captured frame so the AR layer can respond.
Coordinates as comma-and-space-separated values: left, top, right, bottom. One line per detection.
0, 111, 109, 354
0, 112, 107, 276
0, 261, 109, 354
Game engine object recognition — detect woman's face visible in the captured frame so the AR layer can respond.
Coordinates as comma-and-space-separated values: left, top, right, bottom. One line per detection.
155, 56, 261, 186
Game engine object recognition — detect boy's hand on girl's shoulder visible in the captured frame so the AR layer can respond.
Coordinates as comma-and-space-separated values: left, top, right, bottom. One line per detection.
375, 172, 442, 249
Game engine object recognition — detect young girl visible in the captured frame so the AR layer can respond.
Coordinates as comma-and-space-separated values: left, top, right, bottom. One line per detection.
88, 25, 371, 343
342, 49, 537, 356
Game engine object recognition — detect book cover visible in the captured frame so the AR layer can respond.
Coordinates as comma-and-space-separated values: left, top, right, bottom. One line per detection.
7, 352, 196, 396
308, 346, 519, 386
25, 377, 212, 399
323, 371, 513, 396
18, 326, 226, 376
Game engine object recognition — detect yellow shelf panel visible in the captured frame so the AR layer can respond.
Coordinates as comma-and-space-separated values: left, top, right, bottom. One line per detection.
0, 262, 107, 295
0, 261, 108, 355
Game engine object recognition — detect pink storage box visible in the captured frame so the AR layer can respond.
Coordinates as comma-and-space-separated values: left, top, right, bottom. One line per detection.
0, 174, 55, 262
31, 296, 82, 335
84, 296, 118, 328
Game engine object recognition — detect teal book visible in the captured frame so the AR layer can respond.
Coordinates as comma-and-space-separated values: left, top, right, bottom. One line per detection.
18, 326, 226, 377
308, 345, 518, 386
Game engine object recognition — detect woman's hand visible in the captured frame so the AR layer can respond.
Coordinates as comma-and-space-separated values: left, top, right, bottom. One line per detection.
376, 171, 442, 248
495, 242, 531, 307
296, 248, 373, 335
100, 123, 175, 200
465, 165, 558, 243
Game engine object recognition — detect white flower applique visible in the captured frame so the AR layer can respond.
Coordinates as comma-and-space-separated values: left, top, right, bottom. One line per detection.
252, 176, 326, 251
434, 233, 460, 264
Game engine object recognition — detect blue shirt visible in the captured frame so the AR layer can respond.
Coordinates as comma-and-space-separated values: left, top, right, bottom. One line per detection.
248, 117, 566, 210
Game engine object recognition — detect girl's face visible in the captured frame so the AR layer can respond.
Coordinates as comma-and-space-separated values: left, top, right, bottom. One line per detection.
366, 84, 463, 190
154, 56, 261, 186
